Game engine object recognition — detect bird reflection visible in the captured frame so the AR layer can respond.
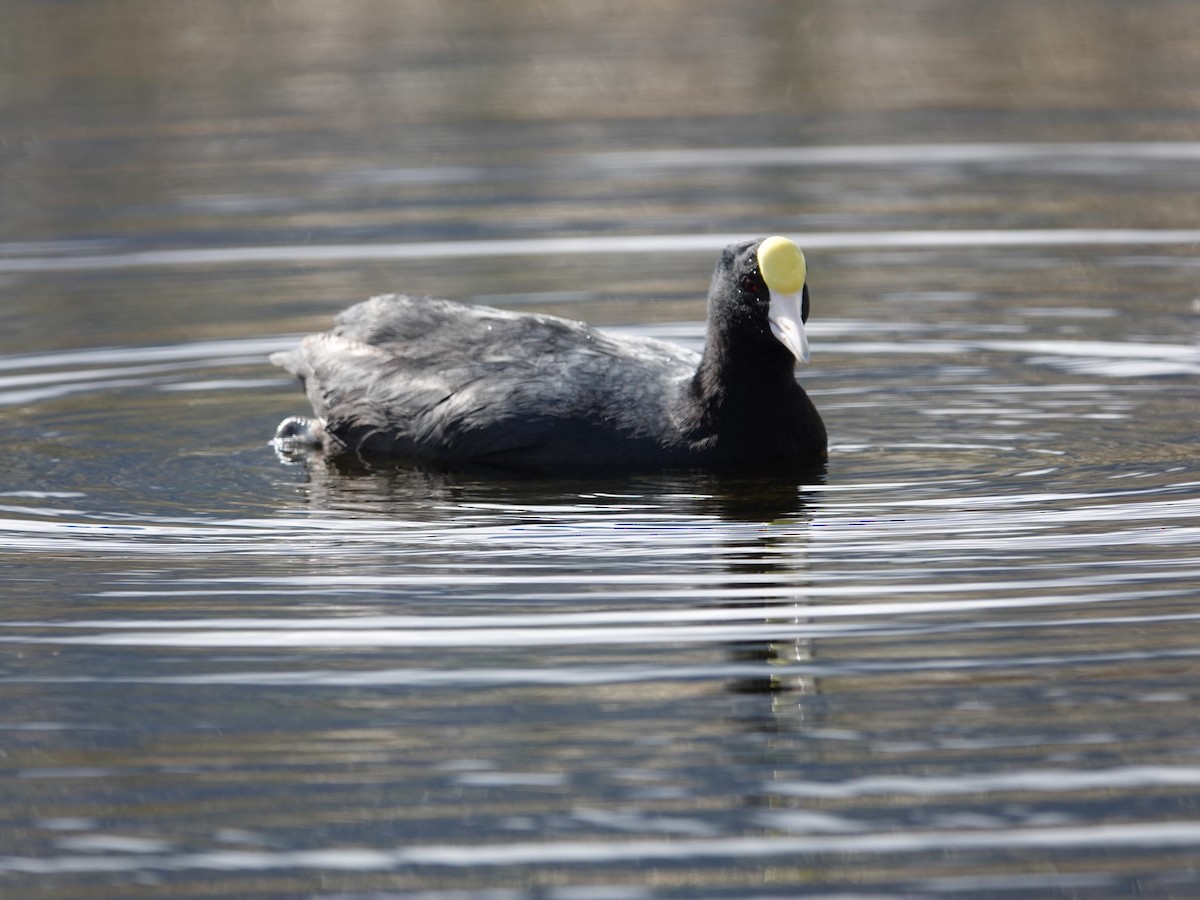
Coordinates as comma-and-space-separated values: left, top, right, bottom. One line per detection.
274, 453, 824, 732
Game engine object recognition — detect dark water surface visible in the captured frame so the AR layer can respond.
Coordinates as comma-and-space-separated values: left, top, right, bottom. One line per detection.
3, 2, 1200, 897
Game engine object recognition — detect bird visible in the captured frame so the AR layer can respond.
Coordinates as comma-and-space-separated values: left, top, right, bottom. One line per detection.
271, 236, 827, 472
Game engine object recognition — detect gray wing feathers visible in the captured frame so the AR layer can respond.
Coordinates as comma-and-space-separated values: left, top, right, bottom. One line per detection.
271, 294, 698, 461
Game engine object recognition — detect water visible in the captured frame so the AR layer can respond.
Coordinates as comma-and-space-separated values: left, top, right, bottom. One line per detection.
3, 1, 1200, 897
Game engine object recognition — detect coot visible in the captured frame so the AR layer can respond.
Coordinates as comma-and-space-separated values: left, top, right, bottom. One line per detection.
271, 236, 826, 471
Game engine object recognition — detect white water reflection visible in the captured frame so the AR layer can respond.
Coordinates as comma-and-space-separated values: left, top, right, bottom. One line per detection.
4, 820, 1200, 876
578, 141, 1200, 169
2, 227, 1199, 274
767, 765, 1200, 800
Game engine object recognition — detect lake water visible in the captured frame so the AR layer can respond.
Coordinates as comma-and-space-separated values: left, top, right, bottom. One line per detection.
3, 2, 1200, 897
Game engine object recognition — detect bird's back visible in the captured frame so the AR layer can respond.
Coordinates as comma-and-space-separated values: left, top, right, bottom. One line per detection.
271, 295, 700, 467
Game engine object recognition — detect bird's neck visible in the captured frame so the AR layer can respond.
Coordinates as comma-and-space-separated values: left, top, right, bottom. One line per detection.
691, 336, 798, 426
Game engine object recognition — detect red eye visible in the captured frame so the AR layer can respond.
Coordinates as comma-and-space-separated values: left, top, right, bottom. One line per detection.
740, 274, 761, 294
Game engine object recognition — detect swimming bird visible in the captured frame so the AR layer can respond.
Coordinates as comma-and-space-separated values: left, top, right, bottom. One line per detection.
271, 236, 826, 472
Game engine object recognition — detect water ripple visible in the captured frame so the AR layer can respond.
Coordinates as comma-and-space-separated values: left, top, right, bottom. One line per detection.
2, 229, 1199, 275
3, 821, 1200, 875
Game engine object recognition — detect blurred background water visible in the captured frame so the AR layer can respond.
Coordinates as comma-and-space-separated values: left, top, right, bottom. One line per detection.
2, 1, 1200, 897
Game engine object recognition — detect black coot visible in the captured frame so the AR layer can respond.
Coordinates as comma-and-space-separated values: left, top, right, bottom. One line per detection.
271, 236, 826, 471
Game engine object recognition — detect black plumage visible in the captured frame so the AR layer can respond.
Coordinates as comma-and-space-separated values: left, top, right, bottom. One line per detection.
271, 237, 827, 472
